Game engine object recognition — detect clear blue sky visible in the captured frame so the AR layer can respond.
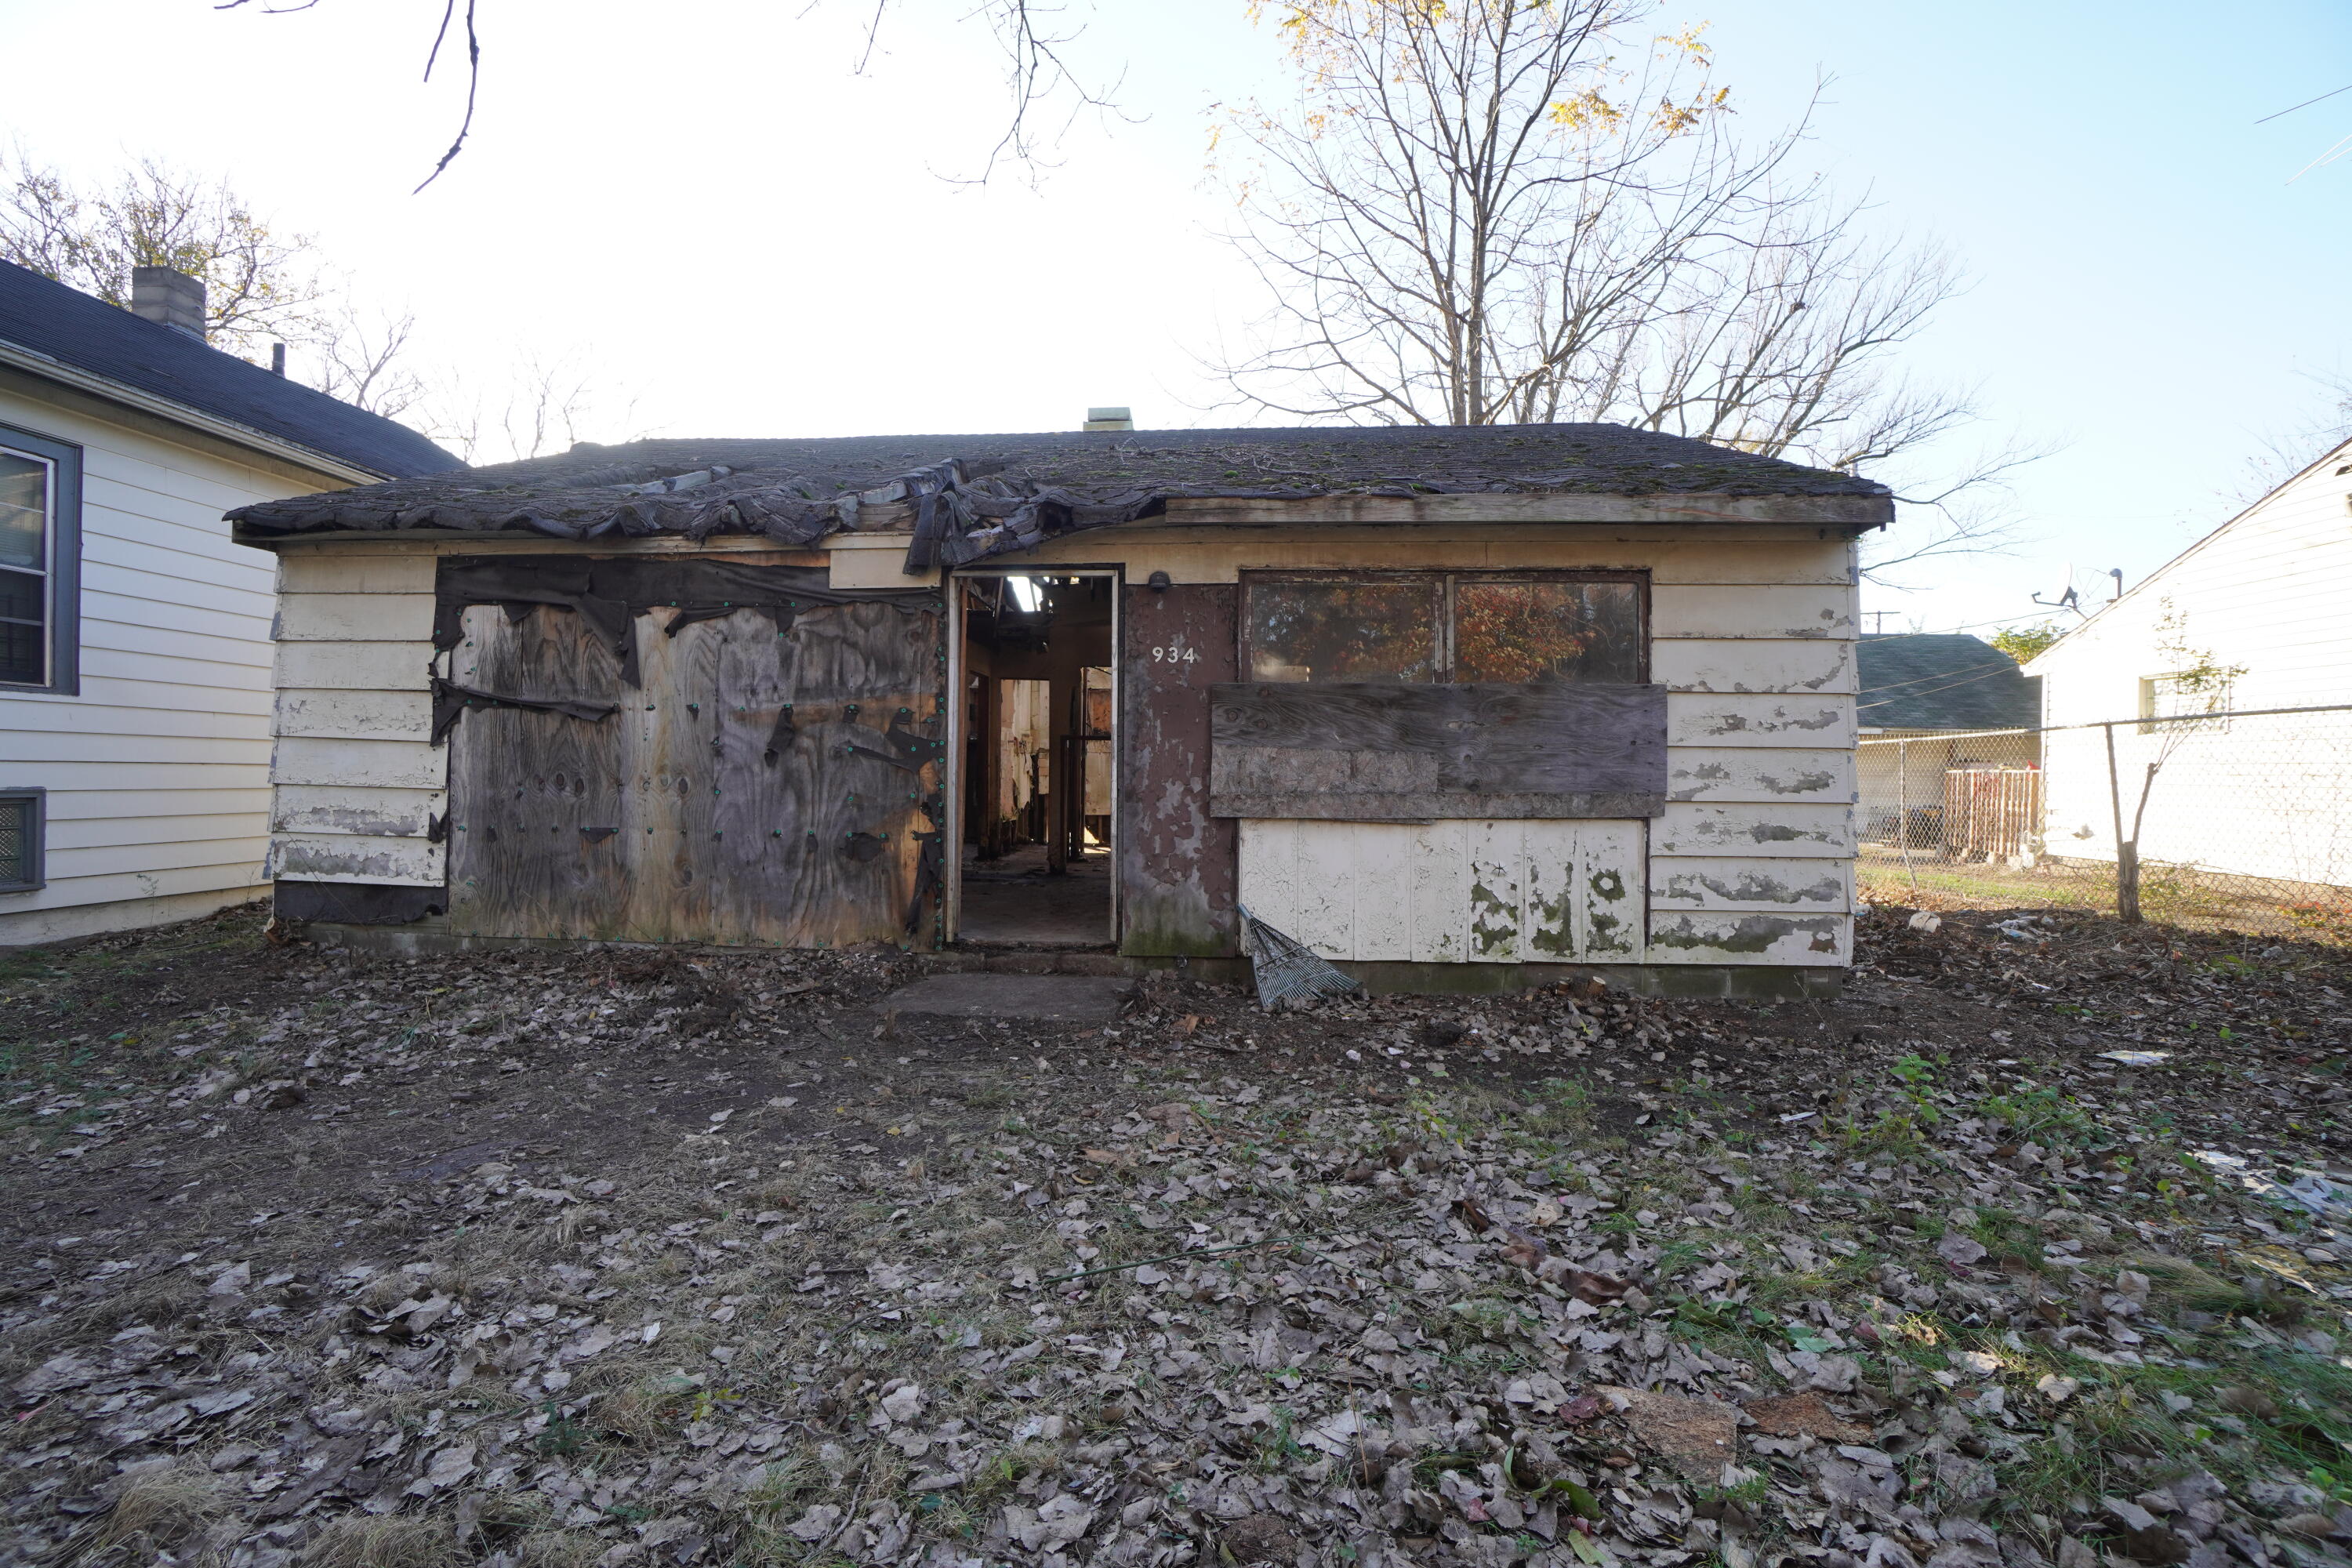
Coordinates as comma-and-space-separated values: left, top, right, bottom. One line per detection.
4, 0, 2347, 634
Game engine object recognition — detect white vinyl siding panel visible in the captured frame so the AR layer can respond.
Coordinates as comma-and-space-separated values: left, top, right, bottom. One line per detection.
0, 383, 364, 940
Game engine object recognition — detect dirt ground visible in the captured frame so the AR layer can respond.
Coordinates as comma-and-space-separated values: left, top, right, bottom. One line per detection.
5, 902, 2352, 1568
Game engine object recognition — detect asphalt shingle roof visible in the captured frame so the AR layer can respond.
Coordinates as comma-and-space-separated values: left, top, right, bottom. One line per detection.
0, 260, 459, 480
1857, 633, 2042, 731
223, 426, 1889, 568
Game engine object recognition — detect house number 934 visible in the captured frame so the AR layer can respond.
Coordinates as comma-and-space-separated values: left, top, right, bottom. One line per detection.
1149, 644, 1197, 666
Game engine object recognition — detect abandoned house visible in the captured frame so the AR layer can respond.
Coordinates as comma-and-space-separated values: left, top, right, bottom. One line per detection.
225, 423, 1887, 994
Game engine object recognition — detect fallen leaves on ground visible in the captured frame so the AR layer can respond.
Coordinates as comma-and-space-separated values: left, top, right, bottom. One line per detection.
1, 903, 2350, 1568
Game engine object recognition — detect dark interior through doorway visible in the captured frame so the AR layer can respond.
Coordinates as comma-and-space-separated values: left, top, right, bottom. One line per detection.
956, 573, 1115, 946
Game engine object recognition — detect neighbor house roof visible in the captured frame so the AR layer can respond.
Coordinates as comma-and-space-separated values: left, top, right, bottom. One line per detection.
1857, 633, 2041, 731
223, 426, 1891, 569
0, 260, 459, 481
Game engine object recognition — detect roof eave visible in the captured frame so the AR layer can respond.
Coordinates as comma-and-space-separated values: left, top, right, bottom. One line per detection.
0, 336, 389, 485
1160, 491, 1891, 528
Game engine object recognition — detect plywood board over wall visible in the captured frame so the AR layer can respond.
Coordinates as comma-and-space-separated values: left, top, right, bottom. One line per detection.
441, 596, 943, 946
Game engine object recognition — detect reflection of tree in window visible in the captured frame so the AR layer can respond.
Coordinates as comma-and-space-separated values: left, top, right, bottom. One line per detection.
1454, 582, 1641, 683
1250, 582, 1437, 682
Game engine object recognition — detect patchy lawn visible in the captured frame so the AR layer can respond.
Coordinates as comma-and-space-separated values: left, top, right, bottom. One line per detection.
5, 903, 2352, 1568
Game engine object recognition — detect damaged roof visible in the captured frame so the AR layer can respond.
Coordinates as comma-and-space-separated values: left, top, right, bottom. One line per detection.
225, 424, 1891, 571
0, 260, 461, 480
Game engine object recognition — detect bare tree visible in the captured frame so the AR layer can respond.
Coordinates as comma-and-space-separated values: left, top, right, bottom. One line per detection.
296, 300, 430, 419
218, 0, 1106, 188
421, 350, 644, 466
1207, 0, 2041, 579
0, 147, 320, 356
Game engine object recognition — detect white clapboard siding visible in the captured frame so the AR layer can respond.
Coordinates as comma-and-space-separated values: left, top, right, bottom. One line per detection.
1652, 802, 1855, 858
267, 833, 445, 885
46, 788, 272, 822
272, 735, 448, 791
274, 640, 437, 691
1650, 857, 1851, 913
274, 592, 437, 644
80, 644, 273, 694
1239, 818, 1645, 963
1666, 694, 1856, 749
1648, 912, 1849, 965
1664, 749, 1854, 804
274, 688, 434, 742
0, 375, 343, 939
45, 813, 266, 854
1655, 638, 1854, 695
272, 785, 443, 837
46, 834, 273, 880
27, 760, 271, 793
1653, 584, 1857, 641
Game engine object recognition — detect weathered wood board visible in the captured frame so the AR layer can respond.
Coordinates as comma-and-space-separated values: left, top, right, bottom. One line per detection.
1652, 584, 1857, 641
1119, 583, 1240, 956
1651, 802, 1856, 858
1654, 639, 1854, 695
273, 641, 436, 692
1646, 912, 1849, 965
1238, 818, 1644, 963
1209, 682, 1667, 820
271, 784, 442, 839
441, 591, 943, 946
273, 688, 433, 741
1666, 693, 1856, 749
1665, 748, 1855, 804
270, 735, 448, 791
1649, 856, 1850, 912
272, 592, 437, 644
268, 833, 443, 885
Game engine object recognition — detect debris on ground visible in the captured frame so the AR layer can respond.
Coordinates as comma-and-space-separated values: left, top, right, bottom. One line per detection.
2, 902, 2351, 1568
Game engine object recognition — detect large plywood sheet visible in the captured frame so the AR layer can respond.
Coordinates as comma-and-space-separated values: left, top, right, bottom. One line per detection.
441, 593, 944, 946
1238, 818, 1646, 963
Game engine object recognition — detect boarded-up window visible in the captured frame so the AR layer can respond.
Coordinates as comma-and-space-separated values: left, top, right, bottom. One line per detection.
1243, 572, 1643, 684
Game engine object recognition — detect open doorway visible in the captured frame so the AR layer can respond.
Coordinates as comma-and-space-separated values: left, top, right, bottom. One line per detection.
950, 572, 1119, 946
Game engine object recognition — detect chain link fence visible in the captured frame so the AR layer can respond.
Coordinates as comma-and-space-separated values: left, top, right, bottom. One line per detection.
1857, 704, 2352, 942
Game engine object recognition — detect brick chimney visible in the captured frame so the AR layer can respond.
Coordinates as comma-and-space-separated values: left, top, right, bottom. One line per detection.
130, 267, 207, 340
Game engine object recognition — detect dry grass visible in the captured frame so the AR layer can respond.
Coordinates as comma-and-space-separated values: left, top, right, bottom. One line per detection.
79, 1460, 230, 1564
299, 1515, 467, 1568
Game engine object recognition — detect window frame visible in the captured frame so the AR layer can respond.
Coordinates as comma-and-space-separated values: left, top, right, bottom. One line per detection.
1238, 568, 1651, 685
0, 423, 83, 697
0, 786, 45, 895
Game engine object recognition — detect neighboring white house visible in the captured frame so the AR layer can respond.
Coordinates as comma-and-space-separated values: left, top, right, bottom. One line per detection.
1, 260, 459, 945
2025, 437, 2352, 892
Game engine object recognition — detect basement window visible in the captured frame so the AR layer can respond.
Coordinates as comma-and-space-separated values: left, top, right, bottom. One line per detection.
1243, 571, 1646, 684
0, 788, 42, 893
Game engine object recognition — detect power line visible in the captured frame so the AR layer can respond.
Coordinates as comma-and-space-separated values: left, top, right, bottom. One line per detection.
2256, 82, 2352, 125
